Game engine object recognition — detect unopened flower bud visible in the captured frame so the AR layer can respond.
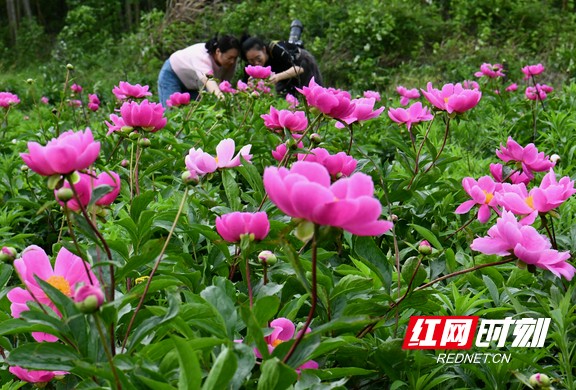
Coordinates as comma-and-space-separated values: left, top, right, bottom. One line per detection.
418, 240, 432, 255
20, 165, 29, 172
216, 113, 224, 120
0, 246, 17, 262
250, 91, 259, 99
56, 187, 74, 202
121, 159, 129, 167
388, 214, 398, 222
121, 126, 134, 134
310, 133, 322, 145
529, 373, 551, 389
182, 171, 199, 184
74, 285, 105, 313
550, 154, 560, 164
26, 78, 34, 85
66, 63, 74, 70
287, 138, 299, 150
258, 250, 277, 265
294, 219, 315, 242
128, 131, 140, 140
138, 138, 151, 148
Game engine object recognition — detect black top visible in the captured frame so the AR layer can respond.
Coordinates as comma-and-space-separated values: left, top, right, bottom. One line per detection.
267, 41, 300, 73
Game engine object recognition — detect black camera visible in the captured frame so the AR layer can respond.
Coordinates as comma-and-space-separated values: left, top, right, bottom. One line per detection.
288, 19, 303, 47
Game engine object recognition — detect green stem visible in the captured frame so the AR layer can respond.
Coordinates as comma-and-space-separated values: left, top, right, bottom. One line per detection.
422, 116, 451, 174
407, 117, 436, 190
94, 314, 122, 390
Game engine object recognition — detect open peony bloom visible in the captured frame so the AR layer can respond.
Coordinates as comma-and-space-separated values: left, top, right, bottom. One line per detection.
7, 245, 100, 341
297, 78, 356, 120
261, 106, 308, 132
271, 136, 304, 162
112, 81, 152, 100
455, 176, 500, 223
286, 93, 299, 109
496, 137, 555, 179
87, 94, 100, 112
396, 86, 420, 106
474, 63, 505, 78
505, 83, 518, 92
55, 171, 120, 211
470, 211, 575, 280
335, 97, 384, 128
119, 99, 166, 132
494, 183, 538, 225
462, 80, 480, 90
263, 161, 393, 236
166, 92, 191, 107
20, 128, 100, 176
525, 85, 547, 101
521, 63, 545, 79
9, 366, 67, 383
490, 163, 530, 185
219, 80, 237, 94
185, 138, 252, 179
94, 171, 121, 206
421, 82, 482, 114
0, 92, 20, 108
215, 212, 270, 242
363, 90, 381, 101
297, 147, 357, 179
388, 102, 434, 130
70, 84, 82, 94
245, 65, 272, 79
105, 114, 127, 136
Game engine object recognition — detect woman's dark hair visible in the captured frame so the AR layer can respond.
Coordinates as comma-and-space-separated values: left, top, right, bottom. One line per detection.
205, 34, 240, 54
240, 36, 267, 61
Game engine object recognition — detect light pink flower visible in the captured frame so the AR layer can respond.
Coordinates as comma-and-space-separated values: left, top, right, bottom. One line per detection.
40, 96, 49, 104
219, 80, 237, 94
245, 65, 272, 79
489, 163, 531, 185
286, 93, 299, 109
70, 84, 82, 94
94, 171, 121, 206
87, 94, 100, 112
421, 82, 482, 114
74, 284, 105, 312
105, 114, 126, 136
20, 128, 100, 176
496, 137, 555, 179
166, 92, 191, 107
297, 147, 357, 179
462, 80, 480, 90
521, 64, 545, 79
471, 211, 575, 280
530, 169, 576, 213
336, 97, 384, 127
261, 107, 308, 132
297, 78, 356, 120
505, 83, 518, 92
112, 81, 152, 100
494, 183, 538, 225
455, 176, 500, 223
388, 102, 434, 130
120, 99, 166, 132
236, 80, 249, 92
363, 90, 381, 101
0, 92, 20, 108
69, 99, 82, 108
256, 80, 271, 94
263, 161, 393, 236
7, 245, 99, 341
55, 173, 93, 211
525, 85, 547, 101
215, 212, 270, 242
271, 136, 304, 162
474, 63, 505, 78
185, 138, 252, 178
396, 86, 420, 106
9, 366, 67, 383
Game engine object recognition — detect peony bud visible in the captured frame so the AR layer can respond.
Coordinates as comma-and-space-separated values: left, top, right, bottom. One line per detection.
529, 373, 551, 389
74, 285, 105, 313
138, 138, 151, 148
550, 154, 560, 164
418, 240, 432, 255
0, 246, 17, 262
56, 187, 74, 203
121, 159, 129, 167
66, 63, 74, 70
258, 250, 277, 265
310, 133, 322, 145
26, 78, 34, 85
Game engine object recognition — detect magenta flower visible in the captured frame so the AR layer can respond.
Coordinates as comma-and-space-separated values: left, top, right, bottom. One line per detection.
530, 169, 576, 213
496, 137, 555, 179
286, 93, 299, 109
336, 97, 384, 128
263, 161, 393, 236
186, 138, 252, 178
363, 90, 381, 101
112, 81, 152, 100
271, 136, 304, 162
166, 92, 191, 107
74, 285, 105, 313
396, 86, 420, 106
120, 100, 166, 132
55, 173, 92, 211
297, 78, 356, 120
40, 96, 49, 104
471, 211, 575, 280
219, 80, 237, 94
236, 80, 249, 92
297, 147, 357, 179
69, 99, 82, 108
70, 84, 83, 94
388, 102, 434, 130
87, 94, 100, 112
489, 163, 531, 185
421, 82, 482, 114
540, 84, 554, 93
256, 80, 272, 94
0, 92, 20, 108
462, 80, 480, 90
21, 128, 100, 176
261, 106, 308, 132
521, 63, 545, 79
455, 176, 500, 223
245, 65, 272, 79
505, 83, 518, 92
9, 366, 67, 383
474, 63, 505, 78
525, 85, 547, 101
7, 245, 99, 341
494, 183, 538, 225
105, 114, 126, 136
94, 171, 121, 206
215, 212, 270, 242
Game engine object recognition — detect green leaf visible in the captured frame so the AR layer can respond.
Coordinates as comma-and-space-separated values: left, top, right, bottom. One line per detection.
230, 342, 257, 390
253, 295, 280, 325
221, 169, 241, 211
136, 376, 178, 390
314, 367, 376, 380
257, 358, 298, 390
171, 335, 201, 390
409, 224, 443, 250
7, 342, 79, 371
200, 282, 238, 338
131, 190, 156, 221
201, 346, 238, 390
352, 236, 390, 288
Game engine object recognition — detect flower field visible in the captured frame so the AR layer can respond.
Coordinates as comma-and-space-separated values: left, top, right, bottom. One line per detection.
0, 62, 574, 389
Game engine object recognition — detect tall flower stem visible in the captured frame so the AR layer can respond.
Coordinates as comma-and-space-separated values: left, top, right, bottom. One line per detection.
283, 224, 318, 364
63, 206, 95, 286
346, 123, 355, 155
243, 250, 254, 308
407, 117, 436, 190
174, 101, 201, 139
133, 144, 142, 196
121, 189, 188, 351
540, 214, 557, 249
55, 67, 72, 137
94, 314, 122, 390
423, 116, 451, 174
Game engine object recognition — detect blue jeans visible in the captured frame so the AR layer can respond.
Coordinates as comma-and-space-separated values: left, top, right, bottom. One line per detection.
157, 59, 199, 107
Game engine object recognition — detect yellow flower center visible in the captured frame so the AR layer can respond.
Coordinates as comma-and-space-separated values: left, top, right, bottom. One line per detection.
47, 275, 72, 296
525, 196, 534, 209
444, 97, 450, 103
214, 156, 219, 164
272, 339, 283, 347
483, 190, 494, 204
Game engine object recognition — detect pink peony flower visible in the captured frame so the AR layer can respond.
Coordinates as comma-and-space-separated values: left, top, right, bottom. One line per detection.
105, 114, 126, 136
70, 84, 82, 94
388, 102, 434, 130
525, 85, 547, 101
496, 137, 555, 179
185, 138, 252, 178
474, 63, 505, 78
494, 183, 538, 225
335, 97, 384, 128
215, 212, 270, 242
521, 64, 545, 79
421, 82, 482, 114
271, 136, 304, 162
20, 128, 100, 176
166, 92, 191, 107
540, 84, 554, 93
396, 86, 420, 106
245, 65, 272, 79
69, 99, 82, 108
236, 80, 249, 92
9, 366, 67, 383
286, 93, 299, 109
256, 80, 271, 94
297, 78, 356, 120
505, 83, 518, 92
261, 107, 308, 132
455, 176, 500, 223
462, 80, 480, 90
263, 161, 393, 236
55, 173, 93, 211
7, 245, 100, 341
87, 94, 100, 112
489, 163, 531, 185
40, 96, 49, 104
471, 211, 575, 280
363, 90, 381, 101
297, 147, 357, 179
0, 92, 20, 108
94, 171, 121, 206
219, 80, 237, 94
112, 81, 152, 100
120, 100, 166, 132
74, 284, 105, 312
